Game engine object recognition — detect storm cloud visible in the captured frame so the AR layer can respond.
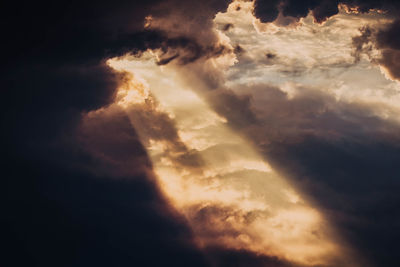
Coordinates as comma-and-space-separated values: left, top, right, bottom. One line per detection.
3, 0, 400, 267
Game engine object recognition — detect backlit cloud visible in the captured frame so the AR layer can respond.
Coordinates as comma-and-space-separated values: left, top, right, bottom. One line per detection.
5, 1, 400, 267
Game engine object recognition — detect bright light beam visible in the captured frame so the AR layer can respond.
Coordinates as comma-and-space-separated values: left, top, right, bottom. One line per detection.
107, 52, 351, 266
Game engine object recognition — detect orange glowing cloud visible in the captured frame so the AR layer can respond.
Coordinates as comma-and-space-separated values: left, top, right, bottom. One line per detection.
104, 51, 356, 266
79, 2, 400, 266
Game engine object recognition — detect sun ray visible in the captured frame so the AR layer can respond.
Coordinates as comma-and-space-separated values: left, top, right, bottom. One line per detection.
106, 52, 352, 266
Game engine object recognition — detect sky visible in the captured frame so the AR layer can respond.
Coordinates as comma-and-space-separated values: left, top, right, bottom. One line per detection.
3, 1, 400, 267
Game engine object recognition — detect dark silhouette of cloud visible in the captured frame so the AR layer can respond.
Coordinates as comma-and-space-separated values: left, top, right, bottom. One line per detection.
376, 20, 400, 80
253, 0, 400, 24
351, 19, 400, 81
1, 0, 234, 266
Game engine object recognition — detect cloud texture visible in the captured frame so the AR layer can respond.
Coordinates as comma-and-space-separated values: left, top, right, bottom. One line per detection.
3, 0, 400, 267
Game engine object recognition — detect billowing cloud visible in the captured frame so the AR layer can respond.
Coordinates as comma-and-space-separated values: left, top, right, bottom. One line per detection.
252, 0, 400, 24
106, 47, 363, 266
4, 0, 400, 267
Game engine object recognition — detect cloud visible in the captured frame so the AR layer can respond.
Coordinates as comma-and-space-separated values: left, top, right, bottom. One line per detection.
250, 0, 400, 84
145, 0, 231, 44
4, 0, 400, 266
349, 19, 400, 82
223, 23, 235, 31
207, 89, 258, 128
375, 20, 400, 80
252, 0, 400, 25
205, 246, 302, 267
159, 4, 400, 265
202, 81, 400, 266
266, 134, 400, 267
352, 26, 375, 62
107, 52, 364, 267
253, 0, 281, 23
379, 48, 400, 80
1, 1, 239, 266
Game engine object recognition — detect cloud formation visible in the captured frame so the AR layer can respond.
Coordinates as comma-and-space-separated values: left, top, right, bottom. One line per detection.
107, 55, 354, 266
1, 1, 235, 266
4, 0, 400, 267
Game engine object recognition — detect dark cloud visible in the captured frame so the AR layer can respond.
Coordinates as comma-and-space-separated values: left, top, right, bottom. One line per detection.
312, 0, 340, 23
267, 136, 400, 267
378, 48, 400, 79
253, 0, 400, 24
205, 82, 400, 267
234, 45, 246, 55
266, 52, 277, 59
207, 89, 258, 128
157, 53, 181, 65
1, 0, 236, 266
351, 20, 400, 81
340, 0, 398, 13
3, 152, 210, 267
205, 247, 302, 267
78, 107, 151, 177
4, 0, 400, 266
145, 0, 231, 47
280, 0, 321, 19
375, 20, 400, 80
1, 0, 231, 148
3, 85, 209, 266
377, 20, 400, 49
352, 26, 375, 63
253, 0, 281, 23
223, 23, 235, 31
